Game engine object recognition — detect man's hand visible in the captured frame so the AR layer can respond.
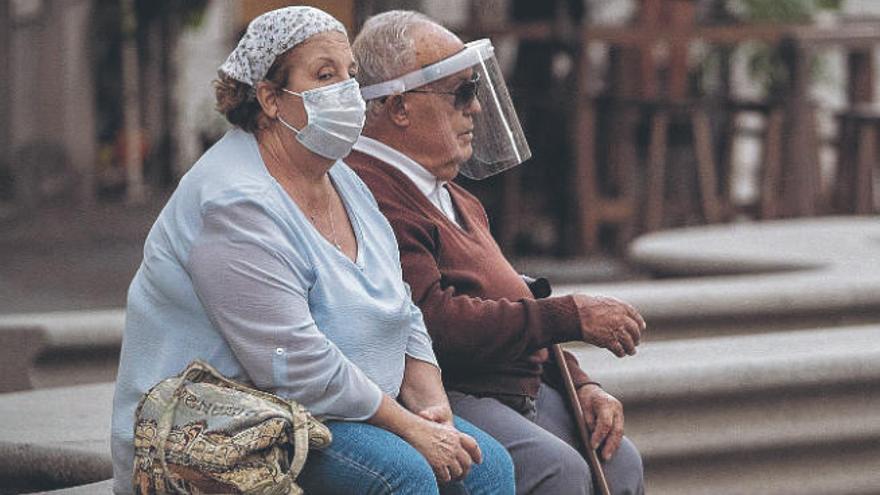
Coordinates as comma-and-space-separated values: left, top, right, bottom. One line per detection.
574, 294, 645, 357
577, 384, 625, 461
418, 404, 455, 427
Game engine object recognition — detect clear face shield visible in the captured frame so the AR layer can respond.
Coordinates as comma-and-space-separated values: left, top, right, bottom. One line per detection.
360, 39, 531, 180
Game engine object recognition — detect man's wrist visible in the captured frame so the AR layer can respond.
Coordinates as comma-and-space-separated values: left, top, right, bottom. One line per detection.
576, 380, 603, 391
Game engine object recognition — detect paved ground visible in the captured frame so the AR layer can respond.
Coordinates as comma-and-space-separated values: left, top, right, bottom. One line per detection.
0, 199, 639, 315
0, 201, 164, 314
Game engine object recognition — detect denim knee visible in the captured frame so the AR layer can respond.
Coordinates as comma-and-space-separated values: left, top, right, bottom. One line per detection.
365, 446, 439, 495
465, 432, 516, 495
314, 447, 438, 495
297, 420, 441, 495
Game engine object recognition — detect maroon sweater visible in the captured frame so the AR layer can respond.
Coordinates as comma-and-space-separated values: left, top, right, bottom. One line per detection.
347, 151, 592, 398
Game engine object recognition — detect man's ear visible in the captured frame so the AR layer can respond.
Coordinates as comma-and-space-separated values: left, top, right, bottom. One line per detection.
255, 81, 279, 119
387, 95, 410, 127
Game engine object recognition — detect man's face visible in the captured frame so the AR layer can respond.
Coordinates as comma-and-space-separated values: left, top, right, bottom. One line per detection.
402, 27, 482, 182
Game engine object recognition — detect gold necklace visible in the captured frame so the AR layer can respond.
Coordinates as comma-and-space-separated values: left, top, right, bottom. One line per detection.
306, 183, 340, 251
326, 186, 341, 251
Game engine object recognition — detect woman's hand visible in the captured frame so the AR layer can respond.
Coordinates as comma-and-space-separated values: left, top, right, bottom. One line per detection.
402, 417, 482, 483
396, 357, 482, 482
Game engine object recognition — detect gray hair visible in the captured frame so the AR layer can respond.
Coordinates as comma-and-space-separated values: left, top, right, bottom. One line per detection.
352, 10, 453, 116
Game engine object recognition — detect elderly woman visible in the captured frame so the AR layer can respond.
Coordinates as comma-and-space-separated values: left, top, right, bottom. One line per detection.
110, 7, 514, 495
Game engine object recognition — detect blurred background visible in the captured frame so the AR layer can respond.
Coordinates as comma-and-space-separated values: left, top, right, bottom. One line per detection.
1, 1, 879, 494
2, 0, 880, 310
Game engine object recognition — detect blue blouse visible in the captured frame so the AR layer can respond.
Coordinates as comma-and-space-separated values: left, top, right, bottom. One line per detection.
111, 129, 437, 493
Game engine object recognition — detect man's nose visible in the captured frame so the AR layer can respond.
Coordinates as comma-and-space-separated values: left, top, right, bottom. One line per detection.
464, 95, 482, 115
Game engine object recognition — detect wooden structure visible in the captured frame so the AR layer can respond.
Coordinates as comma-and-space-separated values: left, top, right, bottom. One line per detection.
574, 5, 880, 251
466, 0, 880, 254
835, 105, 879, 214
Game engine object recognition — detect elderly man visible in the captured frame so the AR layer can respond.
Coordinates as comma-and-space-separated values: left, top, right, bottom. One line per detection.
346, 10, 645, 495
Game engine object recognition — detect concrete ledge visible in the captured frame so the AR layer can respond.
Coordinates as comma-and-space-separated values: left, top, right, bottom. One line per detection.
0, 382, 113, 492
0, 444, 111, 493
0, 309, 124, 351
42, 479, 114, 494
567, 324, 880, 402
0, 310, 124, 391
627, 216, 880, 277
0, 382, 113, 456
561, 272, 880, 322
0, 325, 46, 392
556, 218, 880, 337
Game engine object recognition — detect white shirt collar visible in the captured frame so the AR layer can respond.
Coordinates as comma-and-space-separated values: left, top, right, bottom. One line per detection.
353, 136, 447, 198
352, 136, 460, 226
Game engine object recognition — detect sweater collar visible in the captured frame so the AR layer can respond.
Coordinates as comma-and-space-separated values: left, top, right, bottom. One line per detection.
352, 136, 447, 199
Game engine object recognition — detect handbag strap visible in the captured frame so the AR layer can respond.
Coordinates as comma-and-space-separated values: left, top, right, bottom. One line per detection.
154, 365, 199, 495
287, 405, 312, 479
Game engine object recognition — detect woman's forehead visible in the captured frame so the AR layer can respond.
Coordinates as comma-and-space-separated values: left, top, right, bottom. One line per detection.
293, 31, 353, 64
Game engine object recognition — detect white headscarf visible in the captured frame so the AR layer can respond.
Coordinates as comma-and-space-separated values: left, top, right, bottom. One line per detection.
219, 6, 347, 86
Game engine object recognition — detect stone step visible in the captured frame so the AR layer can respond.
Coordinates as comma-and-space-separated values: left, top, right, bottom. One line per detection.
646, 441, 880, 495
567, 324, 880, 494
558, 274, 880, 339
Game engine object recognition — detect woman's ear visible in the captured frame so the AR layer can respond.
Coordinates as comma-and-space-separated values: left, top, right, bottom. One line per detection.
388, 95, 410, 127
255, 81, 279, 119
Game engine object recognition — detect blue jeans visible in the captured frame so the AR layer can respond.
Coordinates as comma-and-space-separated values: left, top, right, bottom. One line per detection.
297, 416, 515, 494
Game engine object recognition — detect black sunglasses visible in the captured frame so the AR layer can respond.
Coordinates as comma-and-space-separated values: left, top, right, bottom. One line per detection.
407, 72, 481, 109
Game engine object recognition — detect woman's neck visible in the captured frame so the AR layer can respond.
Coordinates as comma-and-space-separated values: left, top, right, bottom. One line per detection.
258, 126, 334, 198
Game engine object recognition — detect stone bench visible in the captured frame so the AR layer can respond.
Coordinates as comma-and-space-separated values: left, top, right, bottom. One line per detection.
0, 382, 113, 492
3, 324, 875, 493
0, 310, 124, 392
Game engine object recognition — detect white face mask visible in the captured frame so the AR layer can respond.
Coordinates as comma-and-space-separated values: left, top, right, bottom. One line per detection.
278, 78, 366, 160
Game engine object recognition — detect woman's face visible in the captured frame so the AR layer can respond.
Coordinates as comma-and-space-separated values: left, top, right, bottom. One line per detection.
277, 30, 357, 130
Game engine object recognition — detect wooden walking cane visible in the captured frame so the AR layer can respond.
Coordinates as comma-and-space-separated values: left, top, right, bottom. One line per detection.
522, 275, 612, 494
552, 344, 612, 495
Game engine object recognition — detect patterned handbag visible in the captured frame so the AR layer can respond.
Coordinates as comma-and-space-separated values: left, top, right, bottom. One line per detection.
132, 360, 332, 494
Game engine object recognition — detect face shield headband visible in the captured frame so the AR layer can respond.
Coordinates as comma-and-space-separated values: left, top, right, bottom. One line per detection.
360, 39, 531, 180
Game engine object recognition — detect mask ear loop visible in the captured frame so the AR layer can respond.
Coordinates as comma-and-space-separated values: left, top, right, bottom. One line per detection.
278, 88, 305, 134
277, 114, 302, 134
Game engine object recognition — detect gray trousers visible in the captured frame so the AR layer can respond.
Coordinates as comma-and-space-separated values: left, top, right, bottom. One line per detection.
448, 385, 644, 495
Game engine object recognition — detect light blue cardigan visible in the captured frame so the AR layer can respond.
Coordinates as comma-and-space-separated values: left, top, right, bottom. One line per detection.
111, 129, 437, 493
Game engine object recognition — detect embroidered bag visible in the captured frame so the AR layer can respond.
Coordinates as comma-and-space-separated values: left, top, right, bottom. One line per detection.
132, 360, 331, 494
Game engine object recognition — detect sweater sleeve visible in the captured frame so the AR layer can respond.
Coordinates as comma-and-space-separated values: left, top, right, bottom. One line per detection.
388, 207, 582, 366
187, 199, 383, 421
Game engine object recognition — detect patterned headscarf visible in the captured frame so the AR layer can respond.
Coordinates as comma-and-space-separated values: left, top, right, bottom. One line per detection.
219, 6, 347, 86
